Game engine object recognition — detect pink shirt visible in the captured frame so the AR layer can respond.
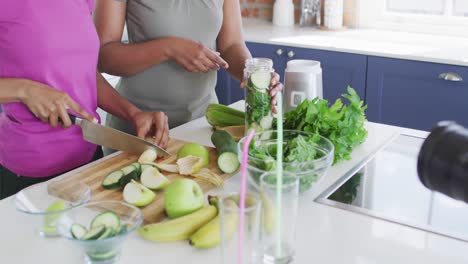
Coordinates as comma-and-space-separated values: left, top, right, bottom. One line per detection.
0, 0, 100, 177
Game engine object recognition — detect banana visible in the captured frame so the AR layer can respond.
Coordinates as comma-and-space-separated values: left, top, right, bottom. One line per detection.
189, 199, 238, 249
138, 205, 217, 242
260, 191, 275, 234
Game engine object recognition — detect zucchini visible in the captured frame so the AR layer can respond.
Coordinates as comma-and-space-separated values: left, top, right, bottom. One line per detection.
81, 225, 106, 240
206, 104, 245, 128
70, 223, 87, 240
102, 170, 125, 189
211, 131, 240, 173
119, 164, 139, 187
90, 211, 120, 230
130, 162, 142, 177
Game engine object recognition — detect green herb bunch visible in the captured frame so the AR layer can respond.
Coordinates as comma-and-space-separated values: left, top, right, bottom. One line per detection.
283, 86, 368, 164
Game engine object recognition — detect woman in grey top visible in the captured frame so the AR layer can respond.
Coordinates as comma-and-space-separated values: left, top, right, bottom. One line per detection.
94, 0, 282, 152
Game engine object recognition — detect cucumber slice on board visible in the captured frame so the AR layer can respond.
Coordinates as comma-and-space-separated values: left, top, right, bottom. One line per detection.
119, 165, 139, 187
102, 170, 125, 189
130, 162, 142, 177
81, 225, 106, 240
90, 211, 120, 230
250, 72, 271, 89
217, 152, 240, 174
71, 224, 88, 239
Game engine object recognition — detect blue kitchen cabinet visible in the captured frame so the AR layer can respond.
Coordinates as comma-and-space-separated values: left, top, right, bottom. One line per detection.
283, 46, 367, 103
366, 56, 468, 131
215, 42, 286, 105
215, 42, 367, 105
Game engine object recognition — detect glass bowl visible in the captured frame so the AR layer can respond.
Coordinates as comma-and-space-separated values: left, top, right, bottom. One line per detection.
14, 179, 91, 237
57, 201, 143, 264
238, 130, 334, 193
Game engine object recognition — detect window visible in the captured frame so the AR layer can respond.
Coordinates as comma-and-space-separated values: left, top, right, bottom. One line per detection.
359, 0, 468, 37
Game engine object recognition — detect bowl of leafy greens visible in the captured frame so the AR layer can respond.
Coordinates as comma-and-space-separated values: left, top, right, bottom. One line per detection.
238, 130, 334, 193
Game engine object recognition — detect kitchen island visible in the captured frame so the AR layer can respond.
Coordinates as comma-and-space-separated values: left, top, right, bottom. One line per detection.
1, 101, 467, 264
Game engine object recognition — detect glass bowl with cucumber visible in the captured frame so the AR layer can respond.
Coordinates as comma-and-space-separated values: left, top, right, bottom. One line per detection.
238, 130, 334, 194
56, 201, 143, 264
13, 179, 91, 237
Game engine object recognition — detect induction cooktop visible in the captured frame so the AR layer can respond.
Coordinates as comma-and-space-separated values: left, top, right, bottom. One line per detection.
316, 134, 468, 242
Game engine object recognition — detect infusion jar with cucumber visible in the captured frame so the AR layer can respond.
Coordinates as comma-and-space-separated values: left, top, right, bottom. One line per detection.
244, 58, 274, 134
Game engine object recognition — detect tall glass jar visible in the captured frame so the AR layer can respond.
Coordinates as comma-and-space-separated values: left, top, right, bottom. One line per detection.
244, 58, 274, 134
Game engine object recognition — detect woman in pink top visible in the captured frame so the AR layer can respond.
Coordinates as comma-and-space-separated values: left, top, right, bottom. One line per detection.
0, 0, 169, 199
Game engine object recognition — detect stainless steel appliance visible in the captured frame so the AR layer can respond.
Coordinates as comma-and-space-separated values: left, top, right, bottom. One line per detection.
283, 60, 323, 112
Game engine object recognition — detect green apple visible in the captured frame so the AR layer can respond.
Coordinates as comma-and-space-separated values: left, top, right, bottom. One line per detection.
140, 167, 170, 190
123, 180, 156, 207
43, 200, 66, 236
164, 179, 204, 219
177, 143, 210, 167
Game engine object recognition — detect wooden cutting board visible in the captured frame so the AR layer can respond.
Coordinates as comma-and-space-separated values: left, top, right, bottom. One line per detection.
50, 138, 235, 224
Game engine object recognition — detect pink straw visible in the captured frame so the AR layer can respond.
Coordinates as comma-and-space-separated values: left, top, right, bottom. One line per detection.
238, 129, 255, 264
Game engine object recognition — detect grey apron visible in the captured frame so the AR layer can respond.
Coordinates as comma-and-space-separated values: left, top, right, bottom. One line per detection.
105, 0, 224, 154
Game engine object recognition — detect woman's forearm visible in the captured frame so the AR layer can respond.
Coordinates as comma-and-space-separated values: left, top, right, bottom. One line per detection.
222, 43, 251, 81
98, 38, 174, 77
0, 78, 31, 103
96, 72, 140, 122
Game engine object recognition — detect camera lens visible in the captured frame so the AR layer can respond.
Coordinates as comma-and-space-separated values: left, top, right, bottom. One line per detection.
417, 121, 468, 203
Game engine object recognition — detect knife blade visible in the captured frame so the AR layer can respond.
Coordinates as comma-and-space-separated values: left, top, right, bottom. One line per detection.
69, 115, 171, 157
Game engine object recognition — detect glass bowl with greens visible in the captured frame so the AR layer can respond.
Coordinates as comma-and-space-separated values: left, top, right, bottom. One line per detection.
14, 179, 91, 237
56, 201, 143, 264
238, 130, 334, 193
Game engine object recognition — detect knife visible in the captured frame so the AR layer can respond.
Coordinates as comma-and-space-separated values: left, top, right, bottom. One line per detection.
67, 114, 171, 157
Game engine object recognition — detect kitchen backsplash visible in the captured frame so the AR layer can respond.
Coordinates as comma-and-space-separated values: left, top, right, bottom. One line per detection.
240, 0, 359, 27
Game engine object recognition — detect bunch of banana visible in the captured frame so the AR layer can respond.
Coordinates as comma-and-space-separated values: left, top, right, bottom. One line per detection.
138, 205, 217, 241
138, 194, 275, 249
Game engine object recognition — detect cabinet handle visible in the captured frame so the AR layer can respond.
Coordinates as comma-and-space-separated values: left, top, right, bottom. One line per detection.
287, 50, 295, 58
439, 72, 463, 82
275, 49, 284, 56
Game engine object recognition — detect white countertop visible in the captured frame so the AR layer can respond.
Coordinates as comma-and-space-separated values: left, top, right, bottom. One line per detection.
1, 101, 468, 264
243, 19, 468, 67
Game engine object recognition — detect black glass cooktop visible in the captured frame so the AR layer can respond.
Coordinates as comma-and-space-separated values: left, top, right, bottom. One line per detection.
317, 134, 468, 242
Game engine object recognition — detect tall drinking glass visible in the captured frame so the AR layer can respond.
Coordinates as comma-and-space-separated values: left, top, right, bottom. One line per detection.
259, 171, 299, 264
220, 192, 262, 264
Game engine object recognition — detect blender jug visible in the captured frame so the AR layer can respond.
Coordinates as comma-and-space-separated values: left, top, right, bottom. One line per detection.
284, 60, 323, 112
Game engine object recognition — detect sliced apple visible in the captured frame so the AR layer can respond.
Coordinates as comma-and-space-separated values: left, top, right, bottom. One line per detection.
140, 167, 170, 190
154, 163, 180, 173
138, 149, 158, 164
192, 168, 224, 187
177, 155, 204, 175
123, 180, 156, 207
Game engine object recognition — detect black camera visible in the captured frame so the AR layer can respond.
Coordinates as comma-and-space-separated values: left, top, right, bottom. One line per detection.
417, 121, 468, 203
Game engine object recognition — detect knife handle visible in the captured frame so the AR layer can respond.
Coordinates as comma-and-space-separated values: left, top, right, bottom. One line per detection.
58, 114, 79, 126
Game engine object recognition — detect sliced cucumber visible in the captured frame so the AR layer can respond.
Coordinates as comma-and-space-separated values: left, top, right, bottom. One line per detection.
90, 211, 120, 230
81, 225, 106, 240
102, 170, 125, 189
250, 72, 271, 89
130, 162, 142, 177
119, 165, 139, 187
259, 115, 273, 130
113, 224, 128, 236
217, 152, 240, 174
97, 227, 114, 240
71, 223, 88, 239
88, 250, 118, 261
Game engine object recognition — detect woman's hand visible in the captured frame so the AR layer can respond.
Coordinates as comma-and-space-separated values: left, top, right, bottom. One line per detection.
241, 71, 284, 113
132, 111, 169, 149
166, 37, 229, 73
19, 80, 96, 128
269, 72, 283, 114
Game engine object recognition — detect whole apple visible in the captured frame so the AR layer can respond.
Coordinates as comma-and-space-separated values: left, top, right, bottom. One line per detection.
164, 179, 204, 218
